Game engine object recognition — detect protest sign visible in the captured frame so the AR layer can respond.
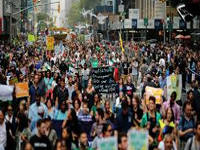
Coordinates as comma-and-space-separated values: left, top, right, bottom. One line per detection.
9, 77, 18, 85
69, 66, 78, 75
97, 137, 117, 150
44, 63, 51, 71
167, 74, 182, 101
145, 86, 164, 104
0, 85, 14, 101
91, 67, 117, 93
28, 34, 35, 42
128, 129, 148, 150
20, 67, 26, 75
46, 36, 55, 50
15, 82, 29, 98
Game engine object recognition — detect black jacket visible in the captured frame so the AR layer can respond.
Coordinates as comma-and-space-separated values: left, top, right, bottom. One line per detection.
5, 121, 15, 150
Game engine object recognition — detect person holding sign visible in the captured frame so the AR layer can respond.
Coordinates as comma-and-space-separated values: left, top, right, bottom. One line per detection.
140, 96, 161, 150
118, 133, 128, 150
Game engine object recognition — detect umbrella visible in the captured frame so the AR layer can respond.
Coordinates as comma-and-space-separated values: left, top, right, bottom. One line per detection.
184, 35, 191, 39
175, 34, 185, 39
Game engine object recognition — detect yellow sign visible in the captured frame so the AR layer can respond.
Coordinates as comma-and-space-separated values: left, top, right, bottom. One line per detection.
15, 82, 29, 98
9, 77, 18, 85
145, 86, 164, 104
28, 34, 35, 42
46, 36, 55, 50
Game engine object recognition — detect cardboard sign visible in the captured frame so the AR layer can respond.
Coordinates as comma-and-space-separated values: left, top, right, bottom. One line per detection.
15, 82, 29, 98
167, 74, 182, 101
145, 86, 164, 104
128, 129, 148, 150
46, 36, 55, 50
9, 77, 18, 85
97, 137, 117, 150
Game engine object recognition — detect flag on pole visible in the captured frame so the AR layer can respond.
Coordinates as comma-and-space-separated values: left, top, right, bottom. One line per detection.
119, 32, 124, 53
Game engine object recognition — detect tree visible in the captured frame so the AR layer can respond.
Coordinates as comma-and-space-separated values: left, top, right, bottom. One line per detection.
36, 12, 50, 21
67, 0, 102, 26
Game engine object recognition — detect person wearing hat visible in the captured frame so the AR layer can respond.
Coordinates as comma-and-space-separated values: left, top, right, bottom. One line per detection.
115, 99, 133, 134
28, 93, 48, 131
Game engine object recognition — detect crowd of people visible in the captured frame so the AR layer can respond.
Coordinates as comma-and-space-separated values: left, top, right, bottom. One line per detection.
0, 37, 200, 150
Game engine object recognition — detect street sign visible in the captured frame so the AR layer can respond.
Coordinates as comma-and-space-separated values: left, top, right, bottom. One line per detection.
129, 9, 139, 19
155, 19, 162, 30
132, 19, 137, 29
144, 18, 148, 26
118, 5, 124, 13
124, 19, 132, 29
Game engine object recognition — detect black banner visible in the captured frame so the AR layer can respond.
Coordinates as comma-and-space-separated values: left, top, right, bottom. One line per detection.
91, 67, 117, 93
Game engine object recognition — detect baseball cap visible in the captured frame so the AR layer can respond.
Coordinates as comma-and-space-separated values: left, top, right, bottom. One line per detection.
38, 106, 44, 114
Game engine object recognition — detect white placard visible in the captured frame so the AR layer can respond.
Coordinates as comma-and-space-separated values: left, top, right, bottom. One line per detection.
0, 84, 14, 101
187, 22, 190, 29
124, 19, 132, 29
118, 5, 124, 13
137, 19, 145, 29
193, 17, 198, 29
173, 17, 180, 29
129, 9, 139, 19
147, 19, 154, 29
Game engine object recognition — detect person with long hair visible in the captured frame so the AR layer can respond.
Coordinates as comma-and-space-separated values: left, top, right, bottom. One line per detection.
44, 70, 54, 97
104, 100, 115, 124
73, 99, 83, 117
55, 101, 67, 121
132, 95, 143, 127
115, 77, 125, 97
158, 108, 177, 145
62, 108, 80, 147
90, 94, 102, 118
71, 82, 80, 102
15, 112, 32, 150
46, 99, 56, 120
84, 79, 96, 111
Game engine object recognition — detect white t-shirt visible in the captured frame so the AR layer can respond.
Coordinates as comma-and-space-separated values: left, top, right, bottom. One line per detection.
81, 69, 90, 80
132, 61, 138, 76
159, 58, 165, 68
0, 120, 7, 148
158, 141, 177, 150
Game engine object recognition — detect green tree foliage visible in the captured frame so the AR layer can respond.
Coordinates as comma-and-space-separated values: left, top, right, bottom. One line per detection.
36, 12, 49, 21
67, 0, 102, 26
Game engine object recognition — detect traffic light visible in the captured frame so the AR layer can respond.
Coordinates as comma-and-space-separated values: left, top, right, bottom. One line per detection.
58, 3, 60, 13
